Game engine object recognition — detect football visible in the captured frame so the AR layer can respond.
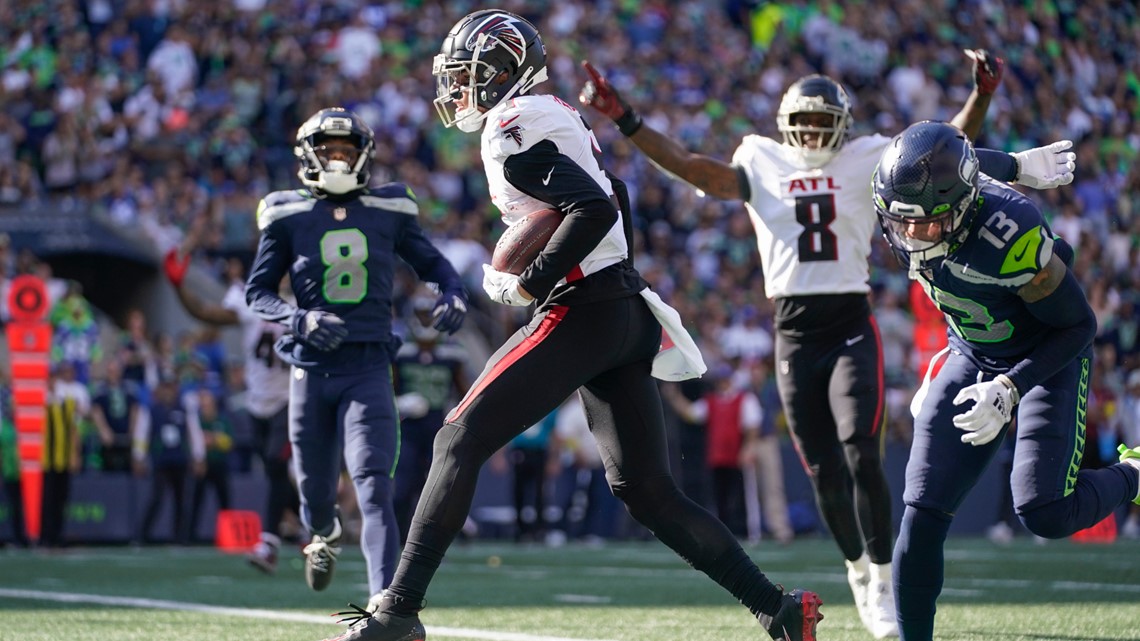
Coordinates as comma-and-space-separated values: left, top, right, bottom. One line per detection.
491, 208, 565, 276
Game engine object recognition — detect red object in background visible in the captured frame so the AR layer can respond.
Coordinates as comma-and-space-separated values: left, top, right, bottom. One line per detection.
215, 510, 262, 553
6, 274, 50, 543
1071, 512, 1117, 544
910, 280, 949, 382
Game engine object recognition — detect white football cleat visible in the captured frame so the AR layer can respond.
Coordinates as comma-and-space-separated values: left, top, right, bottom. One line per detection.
845, 554, 873, 632
866, 562, 899, 639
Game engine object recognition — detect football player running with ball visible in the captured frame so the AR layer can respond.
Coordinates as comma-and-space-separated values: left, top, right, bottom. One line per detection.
580, 49, 1054, 639
333, 9, 824, 641
875, 121, 1140, 641
246, 108, 468, 613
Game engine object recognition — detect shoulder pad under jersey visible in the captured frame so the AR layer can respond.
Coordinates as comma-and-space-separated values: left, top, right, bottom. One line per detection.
256, 189, 317, 230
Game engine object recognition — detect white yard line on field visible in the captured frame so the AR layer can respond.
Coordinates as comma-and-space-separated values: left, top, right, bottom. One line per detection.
0, 588, 620, 641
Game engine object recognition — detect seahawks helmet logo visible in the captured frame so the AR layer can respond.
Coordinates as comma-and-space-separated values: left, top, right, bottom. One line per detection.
465, 14, 526, 64
958, 145, 979, 186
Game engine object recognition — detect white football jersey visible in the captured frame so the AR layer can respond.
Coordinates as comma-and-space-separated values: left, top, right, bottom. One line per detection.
732, 134, 890, 299
480, 94, 627, 280
222, 283, 290, 418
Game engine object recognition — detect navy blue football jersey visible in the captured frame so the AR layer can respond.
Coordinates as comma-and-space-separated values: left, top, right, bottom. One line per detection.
916, 177, 1059, 362
246, 184, 464, 368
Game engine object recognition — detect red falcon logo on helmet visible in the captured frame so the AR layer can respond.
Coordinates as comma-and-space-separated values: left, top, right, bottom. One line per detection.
465, 14, 526, 64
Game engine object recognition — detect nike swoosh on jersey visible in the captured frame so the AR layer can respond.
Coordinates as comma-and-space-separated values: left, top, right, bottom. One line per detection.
542, 167, 554, 185
499, 115, 520, 128
846, 335, 864, 346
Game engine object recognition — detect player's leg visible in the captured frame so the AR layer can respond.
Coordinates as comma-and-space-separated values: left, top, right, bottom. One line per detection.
776, 333, 867, 561
1011, 353, 1140, 537
379, 305, 604, 622
392, 417, 428, 544
249, 408, 296, 573
831, 316, 891, 559
290, 368, 343, 590
584, 296, 820, 638
830, 317, 896, 637
339, 366, 401, 599
894, 352, 1004, 641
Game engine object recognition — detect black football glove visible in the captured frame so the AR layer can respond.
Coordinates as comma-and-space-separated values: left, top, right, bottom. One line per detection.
431, 291, 468, 335
291, 309, 348, 351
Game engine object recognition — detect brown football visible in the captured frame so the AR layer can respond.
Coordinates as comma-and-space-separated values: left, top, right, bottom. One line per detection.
491, 208, 565, 276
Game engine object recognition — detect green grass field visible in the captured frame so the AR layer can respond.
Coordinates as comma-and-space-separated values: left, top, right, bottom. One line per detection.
2, 537, 1138, 641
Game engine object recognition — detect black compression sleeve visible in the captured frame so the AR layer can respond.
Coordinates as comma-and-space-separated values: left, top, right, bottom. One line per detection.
502, 141, 618, 300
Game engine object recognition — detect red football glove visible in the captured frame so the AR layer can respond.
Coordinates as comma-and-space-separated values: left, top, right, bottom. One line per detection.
579, 61, 629, 121
965, 49, 1004, 96
163, 248, 190, 288
579, 61, 642, 135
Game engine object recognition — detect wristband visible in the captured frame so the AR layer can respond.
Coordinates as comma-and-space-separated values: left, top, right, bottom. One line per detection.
995, 373, 1021, 406
615, 108, 643, 137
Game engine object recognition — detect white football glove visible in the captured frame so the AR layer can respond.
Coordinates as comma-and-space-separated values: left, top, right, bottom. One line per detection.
395, 392, 430, 420
481, 264, 532, 307
1012, 140, 1076, 190
952, 373, 1019, 446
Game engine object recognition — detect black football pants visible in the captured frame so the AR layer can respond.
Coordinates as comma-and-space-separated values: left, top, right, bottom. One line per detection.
390, 295, 783, 619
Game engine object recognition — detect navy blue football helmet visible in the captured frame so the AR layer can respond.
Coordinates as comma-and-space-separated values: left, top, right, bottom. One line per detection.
873, 121, 980, 272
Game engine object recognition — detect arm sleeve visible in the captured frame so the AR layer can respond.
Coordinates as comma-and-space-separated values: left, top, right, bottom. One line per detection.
396, 215, 467, 299
1004, 269, 1097, 395
502, 140, 619, 301
245, 223, 299, 325
976, 148, 1018, 182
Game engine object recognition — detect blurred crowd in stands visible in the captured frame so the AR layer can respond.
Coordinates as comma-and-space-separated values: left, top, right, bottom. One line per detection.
2, 0, 1140, 544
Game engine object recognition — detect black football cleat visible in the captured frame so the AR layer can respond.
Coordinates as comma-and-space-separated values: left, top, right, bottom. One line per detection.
758, 588, 824, 641
319, 603, 426, 641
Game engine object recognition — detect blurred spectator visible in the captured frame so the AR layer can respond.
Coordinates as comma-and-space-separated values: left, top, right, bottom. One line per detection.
50, 281, 102, 385
662, 364, 758, 537
187, 388, 232, 542
90, 357, 143, 473
40, 365, 84, 548
742, 357, 794, 544
391, 293, 470, 543
0, 377, 29, 547
133, 374, 205, 544
118, 307, 159, 403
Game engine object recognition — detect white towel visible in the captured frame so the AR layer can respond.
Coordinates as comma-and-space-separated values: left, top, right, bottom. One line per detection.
639, 288, 707, 381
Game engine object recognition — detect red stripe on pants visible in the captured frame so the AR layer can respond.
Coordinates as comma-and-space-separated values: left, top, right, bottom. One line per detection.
448, 306, 569, 421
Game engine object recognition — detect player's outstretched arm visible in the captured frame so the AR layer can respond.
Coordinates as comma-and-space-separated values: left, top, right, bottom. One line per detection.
579, 61, 743, 201
949, 49, 1004, 140
162, 248, 239, 326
